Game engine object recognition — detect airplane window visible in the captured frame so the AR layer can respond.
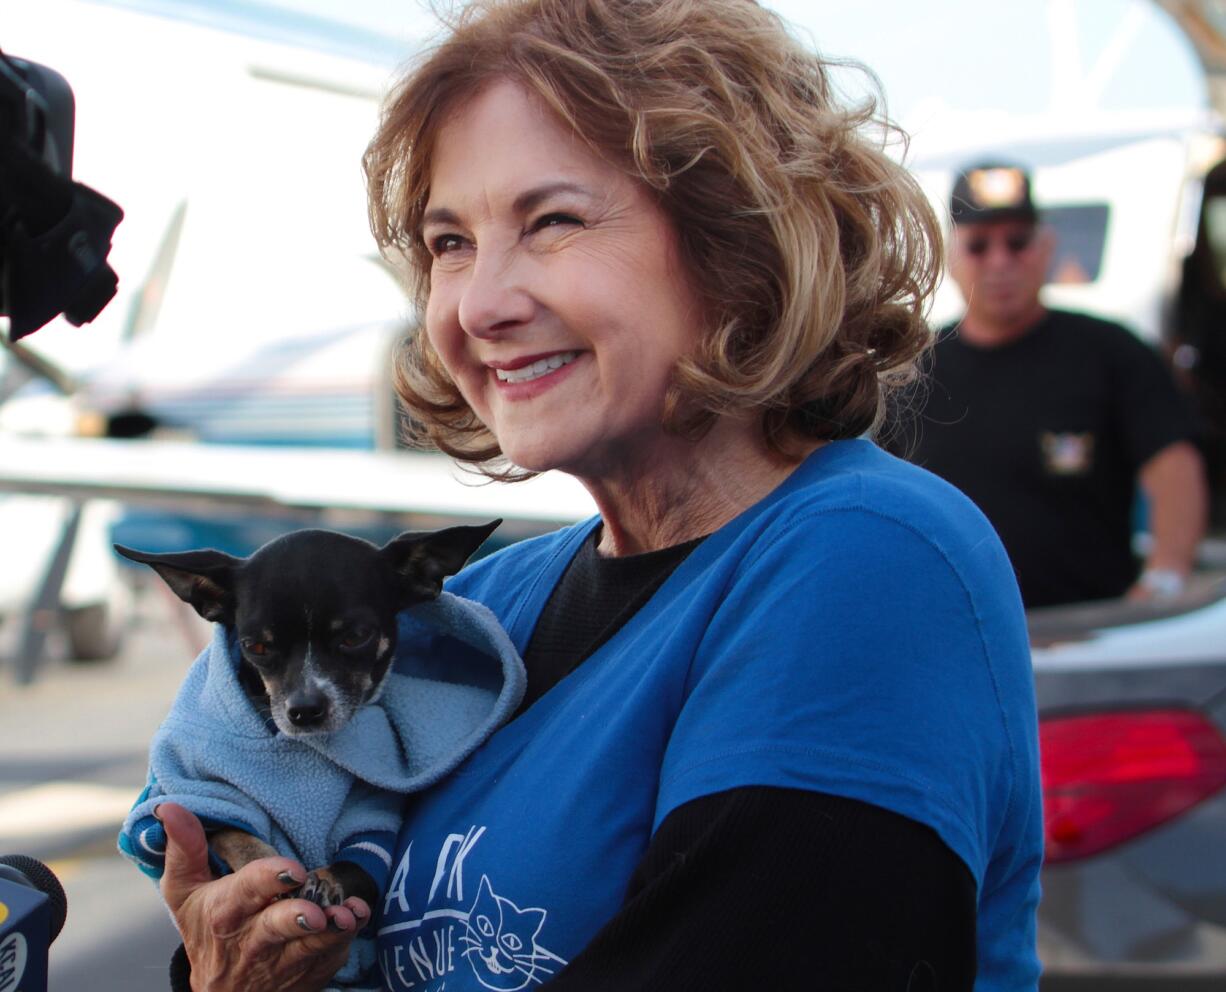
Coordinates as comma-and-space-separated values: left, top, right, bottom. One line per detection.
1043, 204, 1110, 285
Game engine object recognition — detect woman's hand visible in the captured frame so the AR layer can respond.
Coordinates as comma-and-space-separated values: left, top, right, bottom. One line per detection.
156, 803, 372, 992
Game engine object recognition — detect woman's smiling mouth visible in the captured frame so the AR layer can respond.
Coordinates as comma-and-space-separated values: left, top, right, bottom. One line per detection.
492, 351, 579, 384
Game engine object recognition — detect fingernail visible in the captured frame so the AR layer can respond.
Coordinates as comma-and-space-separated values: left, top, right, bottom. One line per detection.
152, 805, 164, 822
327, 917, 350, 933
277, 870, 303, 887
296, 914, 318, 932
352, 904, 370, 921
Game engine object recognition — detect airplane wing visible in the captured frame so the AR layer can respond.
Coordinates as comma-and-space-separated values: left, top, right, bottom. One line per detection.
0, 436, 596, 539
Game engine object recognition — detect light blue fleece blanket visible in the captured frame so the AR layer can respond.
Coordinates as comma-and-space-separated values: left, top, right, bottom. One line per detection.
118, 591, 525, 990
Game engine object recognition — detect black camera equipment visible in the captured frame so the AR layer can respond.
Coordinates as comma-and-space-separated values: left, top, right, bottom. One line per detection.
0, 49, 123, 342
0, 853, 68, 992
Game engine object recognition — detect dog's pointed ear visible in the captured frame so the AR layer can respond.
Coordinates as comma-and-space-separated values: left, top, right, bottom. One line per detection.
379, 519, 501, 603
113, 545, 240, 623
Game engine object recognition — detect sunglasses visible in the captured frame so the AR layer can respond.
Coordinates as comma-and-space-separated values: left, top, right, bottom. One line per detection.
962, 229, 1036, 258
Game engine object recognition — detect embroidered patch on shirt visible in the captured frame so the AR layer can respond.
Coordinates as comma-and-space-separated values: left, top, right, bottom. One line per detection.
1039, 431, 1095, 475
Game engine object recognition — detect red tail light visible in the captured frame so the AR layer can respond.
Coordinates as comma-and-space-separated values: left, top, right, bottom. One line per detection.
1041, 709, 1226, 864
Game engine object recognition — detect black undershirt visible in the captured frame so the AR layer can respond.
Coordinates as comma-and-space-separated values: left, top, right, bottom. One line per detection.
515, 527, 704, 716
170, 528, 977, 990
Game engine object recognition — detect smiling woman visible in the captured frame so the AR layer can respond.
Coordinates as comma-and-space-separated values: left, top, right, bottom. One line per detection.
418, 80, 706, 500
154, 2, 1044, 990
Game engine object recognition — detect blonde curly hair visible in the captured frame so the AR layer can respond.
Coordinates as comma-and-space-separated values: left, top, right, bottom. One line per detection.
365, 0, 940, 475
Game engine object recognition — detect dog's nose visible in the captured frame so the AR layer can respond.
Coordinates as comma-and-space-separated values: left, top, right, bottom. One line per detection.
286, 692, 328, 728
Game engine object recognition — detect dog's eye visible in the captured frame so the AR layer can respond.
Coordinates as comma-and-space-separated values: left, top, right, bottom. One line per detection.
240, 638, 272, 657
339, 625, 374, 650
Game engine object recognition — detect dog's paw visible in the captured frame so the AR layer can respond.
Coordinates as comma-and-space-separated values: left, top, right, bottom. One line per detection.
297, 867, 347, 908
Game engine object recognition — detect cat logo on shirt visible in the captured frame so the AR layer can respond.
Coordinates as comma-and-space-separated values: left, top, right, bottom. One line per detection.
378, 827, 567, 991
1040, 431, 1095, 476
459, 876, 557, 989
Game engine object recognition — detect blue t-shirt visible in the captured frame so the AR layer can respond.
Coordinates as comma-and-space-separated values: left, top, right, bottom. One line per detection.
375, 439, 1043, 991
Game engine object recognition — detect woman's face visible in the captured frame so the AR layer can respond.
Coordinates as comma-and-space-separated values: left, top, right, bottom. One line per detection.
421, 80, 703, 479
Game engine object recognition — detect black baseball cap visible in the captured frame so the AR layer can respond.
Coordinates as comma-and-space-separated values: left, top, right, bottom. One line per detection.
949, 162, 1038, 225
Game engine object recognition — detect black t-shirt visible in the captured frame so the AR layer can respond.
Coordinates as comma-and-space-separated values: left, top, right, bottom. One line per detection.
889, 309, 1196, 607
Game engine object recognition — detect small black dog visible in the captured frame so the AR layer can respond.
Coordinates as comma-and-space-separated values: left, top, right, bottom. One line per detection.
115, 518, 500, 909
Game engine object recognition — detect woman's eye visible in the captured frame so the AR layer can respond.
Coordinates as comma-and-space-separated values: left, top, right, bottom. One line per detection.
427, 233, 467, 257
530, 212, 582, 233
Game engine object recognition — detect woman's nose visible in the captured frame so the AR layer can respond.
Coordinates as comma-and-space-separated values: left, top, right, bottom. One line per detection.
456, 250, 534, 339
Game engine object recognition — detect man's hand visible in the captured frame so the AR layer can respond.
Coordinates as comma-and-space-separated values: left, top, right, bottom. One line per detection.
1129, 441, 1208, 602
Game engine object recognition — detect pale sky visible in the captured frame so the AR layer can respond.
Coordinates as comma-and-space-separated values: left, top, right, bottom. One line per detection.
245, 0, 1209, 121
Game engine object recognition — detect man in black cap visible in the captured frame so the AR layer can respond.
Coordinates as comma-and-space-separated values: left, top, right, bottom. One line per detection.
890, 161, 1208, 608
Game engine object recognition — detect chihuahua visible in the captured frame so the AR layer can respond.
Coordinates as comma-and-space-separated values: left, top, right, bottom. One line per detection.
115, 518, 500, 911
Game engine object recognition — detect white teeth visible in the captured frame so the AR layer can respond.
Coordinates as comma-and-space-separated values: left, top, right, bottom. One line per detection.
494, 351, 577, 384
